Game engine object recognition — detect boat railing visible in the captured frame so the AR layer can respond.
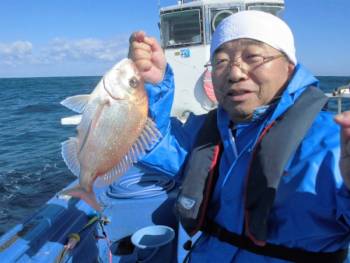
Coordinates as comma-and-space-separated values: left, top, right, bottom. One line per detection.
325, 84, 350, 114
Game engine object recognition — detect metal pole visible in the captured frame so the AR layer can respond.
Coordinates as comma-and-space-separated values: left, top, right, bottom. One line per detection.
338, 97, 342, 114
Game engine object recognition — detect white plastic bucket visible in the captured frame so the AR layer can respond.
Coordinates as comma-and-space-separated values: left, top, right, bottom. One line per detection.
131, 225, 175, 262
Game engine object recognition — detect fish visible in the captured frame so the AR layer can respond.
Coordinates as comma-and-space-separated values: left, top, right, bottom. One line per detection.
59, 58, 162, 211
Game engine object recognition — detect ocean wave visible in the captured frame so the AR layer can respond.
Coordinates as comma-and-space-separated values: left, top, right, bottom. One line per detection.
0, 163, 75, 234
14, 103, 60, 114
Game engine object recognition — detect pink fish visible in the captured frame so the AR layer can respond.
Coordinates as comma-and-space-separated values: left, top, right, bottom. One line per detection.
60, 59, 161, 211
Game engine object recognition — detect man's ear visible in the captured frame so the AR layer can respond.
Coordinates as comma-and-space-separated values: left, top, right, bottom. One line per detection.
287, 63, 295, 76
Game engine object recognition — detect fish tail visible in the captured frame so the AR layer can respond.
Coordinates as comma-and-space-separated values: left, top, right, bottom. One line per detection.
60, 186, 102, 211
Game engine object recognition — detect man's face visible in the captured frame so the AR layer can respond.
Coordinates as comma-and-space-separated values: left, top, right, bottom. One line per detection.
211, 39, 295, 122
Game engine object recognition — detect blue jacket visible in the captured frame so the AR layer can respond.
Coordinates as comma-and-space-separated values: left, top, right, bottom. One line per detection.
141, 64, 350, 262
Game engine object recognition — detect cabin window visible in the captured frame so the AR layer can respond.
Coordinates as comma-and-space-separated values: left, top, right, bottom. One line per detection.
211, 8, 239, 32
160, 9, 202, 48
247, 3, 284, 16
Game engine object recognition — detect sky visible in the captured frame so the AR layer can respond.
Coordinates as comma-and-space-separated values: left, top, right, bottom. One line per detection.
0, 0, 349, 78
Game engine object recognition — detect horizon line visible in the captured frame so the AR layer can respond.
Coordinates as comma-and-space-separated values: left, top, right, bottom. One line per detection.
1, 74, 350, 80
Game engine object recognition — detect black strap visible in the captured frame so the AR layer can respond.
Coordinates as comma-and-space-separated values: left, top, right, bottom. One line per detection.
175, 109, 222, 236
245, 86, 329, 242
203, 220, 348, 263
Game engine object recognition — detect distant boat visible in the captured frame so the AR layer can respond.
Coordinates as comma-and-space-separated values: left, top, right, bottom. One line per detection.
332, 83, 350, 96
324, 83, 350, 113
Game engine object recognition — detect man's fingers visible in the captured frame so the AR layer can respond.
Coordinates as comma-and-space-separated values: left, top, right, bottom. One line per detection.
340, 140, 350, 158
143, 36, 162, 51
128, 31, 166, 84
335, 112, 350, 126
335, 112, 350, 158
134, 59, 152, 72
335, 112, 350, 138
131, 41, 152, 53
129, 31, 145, 44
343, 127, 350, 138
129, 40, 152, 60
133, 49, 152, 61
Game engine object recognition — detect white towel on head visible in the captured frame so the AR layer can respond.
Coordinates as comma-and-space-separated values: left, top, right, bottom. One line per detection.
210, 10, 297, 64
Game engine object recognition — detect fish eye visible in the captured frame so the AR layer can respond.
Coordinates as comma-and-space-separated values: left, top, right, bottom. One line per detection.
129, 77, 139, 88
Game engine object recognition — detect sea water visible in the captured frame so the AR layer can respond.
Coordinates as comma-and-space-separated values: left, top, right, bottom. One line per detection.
0, 75, 349, 235
0, 76, 99, 235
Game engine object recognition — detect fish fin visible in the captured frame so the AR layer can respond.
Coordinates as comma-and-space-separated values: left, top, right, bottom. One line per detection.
76, 99, 104, 138
61, 95, 90, 113
61, 114, 82, 125
61, 138, 80, 177
139, 117, 163, 150
95, 155, 133, 187
59, 186, 101, 211
95, 118, 162, 187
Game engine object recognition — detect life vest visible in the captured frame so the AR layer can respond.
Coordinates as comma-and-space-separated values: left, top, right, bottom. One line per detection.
174, 86, 348, 262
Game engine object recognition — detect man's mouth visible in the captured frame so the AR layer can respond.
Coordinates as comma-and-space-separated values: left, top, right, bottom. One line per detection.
226, 89, 254, 101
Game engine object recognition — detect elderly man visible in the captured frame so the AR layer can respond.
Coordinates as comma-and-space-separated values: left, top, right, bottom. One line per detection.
129, 10, 350, 262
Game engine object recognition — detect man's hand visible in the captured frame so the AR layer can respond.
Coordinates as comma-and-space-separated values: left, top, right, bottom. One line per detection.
128, 31, 166, 84
334, 111, 350, 189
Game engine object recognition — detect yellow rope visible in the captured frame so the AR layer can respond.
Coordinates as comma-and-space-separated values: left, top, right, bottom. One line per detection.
55, 215, 100, 263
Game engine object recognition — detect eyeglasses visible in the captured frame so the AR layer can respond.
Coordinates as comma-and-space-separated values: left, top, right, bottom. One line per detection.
205, 54, 285, 72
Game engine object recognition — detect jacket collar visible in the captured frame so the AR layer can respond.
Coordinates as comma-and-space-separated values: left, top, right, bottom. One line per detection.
269, 63, 319, 122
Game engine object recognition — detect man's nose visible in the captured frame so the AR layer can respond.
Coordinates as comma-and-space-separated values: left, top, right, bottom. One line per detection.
228, 62, 248, 83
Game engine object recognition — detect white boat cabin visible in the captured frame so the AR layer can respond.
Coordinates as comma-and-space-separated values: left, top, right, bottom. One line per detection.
159, 0, 285, 120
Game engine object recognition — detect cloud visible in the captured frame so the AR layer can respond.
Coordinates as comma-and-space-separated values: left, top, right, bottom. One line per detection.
0, 36, 129, 66
0, 41, 33, 65
43, 37, 128, 63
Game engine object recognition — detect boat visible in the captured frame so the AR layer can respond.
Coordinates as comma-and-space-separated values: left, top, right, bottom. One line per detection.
8, 1, 347, 262
332, 84, 350, 96
162, 0, 349, 118
325, 83, 350, 113
163, 0, 284, 120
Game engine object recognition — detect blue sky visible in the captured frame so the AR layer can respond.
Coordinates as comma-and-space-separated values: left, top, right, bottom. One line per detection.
0, 0, 349, 78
